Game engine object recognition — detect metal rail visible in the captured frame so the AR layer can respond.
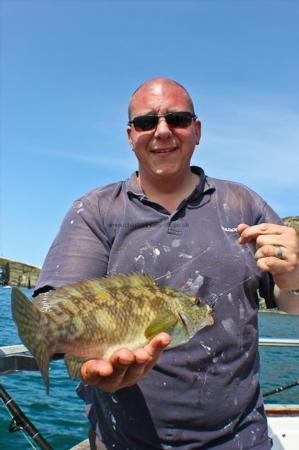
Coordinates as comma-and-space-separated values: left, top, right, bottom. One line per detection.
0, 345, 63, 375
259, 337, 299, 347
1, 338, 299, 376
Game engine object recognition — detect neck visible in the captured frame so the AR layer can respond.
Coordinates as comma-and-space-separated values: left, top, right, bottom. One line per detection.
137, 169, 199, 212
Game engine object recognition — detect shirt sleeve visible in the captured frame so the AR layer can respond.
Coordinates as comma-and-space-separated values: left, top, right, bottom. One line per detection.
34, 196, 111, 292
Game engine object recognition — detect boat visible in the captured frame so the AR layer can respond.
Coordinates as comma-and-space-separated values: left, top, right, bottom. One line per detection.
258, 337, 299, 450
1, 339, 299, 449
266, 404, 299, 450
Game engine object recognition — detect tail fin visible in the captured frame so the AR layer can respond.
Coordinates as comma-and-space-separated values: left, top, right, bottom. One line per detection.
11, 287, 51, 394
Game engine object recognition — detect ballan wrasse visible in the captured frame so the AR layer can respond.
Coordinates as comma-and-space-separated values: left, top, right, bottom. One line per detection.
11, 274, 214, 393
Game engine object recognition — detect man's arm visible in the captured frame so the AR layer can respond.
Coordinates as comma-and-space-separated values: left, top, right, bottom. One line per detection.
273, 285, 299, 314
238, 223, 299, 314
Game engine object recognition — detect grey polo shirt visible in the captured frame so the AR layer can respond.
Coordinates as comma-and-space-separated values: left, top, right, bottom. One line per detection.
36, 167, 281, 449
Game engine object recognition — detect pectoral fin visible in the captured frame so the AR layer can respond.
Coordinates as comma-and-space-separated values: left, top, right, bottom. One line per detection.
64, 354, 87, 380
178, 311, 193, 334
145, 310, 178, 341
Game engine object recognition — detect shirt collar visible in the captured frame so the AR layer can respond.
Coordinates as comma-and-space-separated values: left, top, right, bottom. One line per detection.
125, 166, 215, 200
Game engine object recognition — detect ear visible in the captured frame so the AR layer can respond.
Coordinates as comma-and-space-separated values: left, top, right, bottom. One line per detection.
194, 119, 201, 145
127, 126, 134, 149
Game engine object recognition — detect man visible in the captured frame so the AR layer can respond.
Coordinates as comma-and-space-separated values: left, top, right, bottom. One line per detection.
35, 78, 299, 449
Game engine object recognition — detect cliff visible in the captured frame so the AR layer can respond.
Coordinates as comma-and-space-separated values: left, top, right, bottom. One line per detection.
0, 258, 40, 288
283, 215, 299, 231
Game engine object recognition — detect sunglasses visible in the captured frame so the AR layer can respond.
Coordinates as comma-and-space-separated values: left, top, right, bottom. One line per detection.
128, 111, 197, 132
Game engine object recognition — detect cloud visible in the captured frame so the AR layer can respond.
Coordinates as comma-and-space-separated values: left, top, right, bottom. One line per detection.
34, 148, 137, 170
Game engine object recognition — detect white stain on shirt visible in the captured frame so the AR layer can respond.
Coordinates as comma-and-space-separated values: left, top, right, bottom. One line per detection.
153, 248, 160, 259
200, 343, 211, 353
227, 293, 233, 303
134, 255, 144, 264
75, 201, 84, 214
222, 317, 238, 339
171, 239, 181, 248
139, 242, 161, 261
179, 252, 192, 259
239, 301, 246, 320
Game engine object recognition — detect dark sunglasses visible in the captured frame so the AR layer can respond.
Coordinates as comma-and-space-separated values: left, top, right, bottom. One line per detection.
128, 111, 197, 132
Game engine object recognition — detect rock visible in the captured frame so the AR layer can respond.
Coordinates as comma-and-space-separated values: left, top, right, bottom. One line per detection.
283, 216, 299, 231
0, 258, 40, 288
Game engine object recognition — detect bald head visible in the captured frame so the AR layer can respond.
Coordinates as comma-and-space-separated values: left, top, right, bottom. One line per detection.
128, 77, 195, 119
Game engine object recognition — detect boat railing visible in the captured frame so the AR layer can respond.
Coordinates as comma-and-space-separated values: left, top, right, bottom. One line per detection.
259, 337, 299, 347
1, 338, 299, 376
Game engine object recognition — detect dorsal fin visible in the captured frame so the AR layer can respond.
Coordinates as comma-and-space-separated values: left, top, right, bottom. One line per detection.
34, 273, 158, 310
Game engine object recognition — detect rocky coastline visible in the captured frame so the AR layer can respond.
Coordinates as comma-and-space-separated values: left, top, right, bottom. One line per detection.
0, 257, 40, 289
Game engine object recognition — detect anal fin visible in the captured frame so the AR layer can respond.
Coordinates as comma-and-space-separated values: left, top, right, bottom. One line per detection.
64, 354, 86, 380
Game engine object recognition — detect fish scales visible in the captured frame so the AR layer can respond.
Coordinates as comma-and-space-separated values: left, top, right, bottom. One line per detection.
11, 273, 214, 393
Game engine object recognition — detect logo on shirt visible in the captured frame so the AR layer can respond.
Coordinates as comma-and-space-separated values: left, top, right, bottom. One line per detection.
221, 226, 238, 233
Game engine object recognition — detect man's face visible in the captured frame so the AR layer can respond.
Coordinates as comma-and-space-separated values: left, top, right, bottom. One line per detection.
127, 84, 201, 181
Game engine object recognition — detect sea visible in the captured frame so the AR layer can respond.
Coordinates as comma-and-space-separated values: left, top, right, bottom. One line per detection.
0, 287, 299, 450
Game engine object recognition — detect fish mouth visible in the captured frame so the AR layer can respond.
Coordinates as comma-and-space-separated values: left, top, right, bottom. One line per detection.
150, 147, 177, 154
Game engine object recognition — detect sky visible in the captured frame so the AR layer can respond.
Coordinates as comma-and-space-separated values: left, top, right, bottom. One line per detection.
0, 0, 298, 268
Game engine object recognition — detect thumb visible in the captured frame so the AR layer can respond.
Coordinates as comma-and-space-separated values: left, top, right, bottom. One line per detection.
237, 223, 250, 236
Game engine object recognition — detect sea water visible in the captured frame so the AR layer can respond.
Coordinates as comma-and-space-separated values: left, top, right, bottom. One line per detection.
0, 288, 298, 449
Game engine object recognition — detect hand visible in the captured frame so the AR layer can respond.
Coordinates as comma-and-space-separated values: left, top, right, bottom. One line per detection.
80, 332, 171, 393
238, 223, 299, 290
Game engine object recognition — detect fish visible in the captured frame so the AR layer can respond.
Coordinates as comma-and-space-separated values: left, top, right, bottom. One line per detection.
11, 273, 214, 393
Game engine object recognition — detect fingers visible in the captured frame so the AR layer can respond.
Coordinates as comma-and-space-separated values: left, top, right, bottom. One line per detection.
254, 245, 297, 273
118, 333, 171, 387
237, 223, 250, 235
255, 254, 290, 273
255, 244, 288, 262
238, 223, 286, 244
80, 333, 171, 393
238, 223, 298, 258
80, 359, 114, 385
143, 332, 171, 358
80, 349, 138, 392
135, 333, 171, 373
238, 223, 299, 289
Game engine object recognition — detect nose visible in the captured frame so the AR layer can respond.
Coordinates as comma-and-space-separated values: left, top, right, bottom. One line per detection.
154, 117, 172, 139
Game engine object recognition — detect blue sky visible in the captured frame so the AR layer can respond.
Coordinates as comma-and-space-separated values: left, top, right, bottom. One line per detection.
1, 0, 298, 268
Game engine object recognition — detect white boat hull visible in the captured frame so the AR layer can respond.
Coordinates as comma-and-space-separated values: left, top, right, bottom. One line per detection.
265, 405, 299, 450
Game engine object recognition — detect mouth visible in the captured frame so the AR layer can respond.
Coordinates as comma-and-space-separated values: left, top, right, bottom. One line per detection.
150, 147, 177, 154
